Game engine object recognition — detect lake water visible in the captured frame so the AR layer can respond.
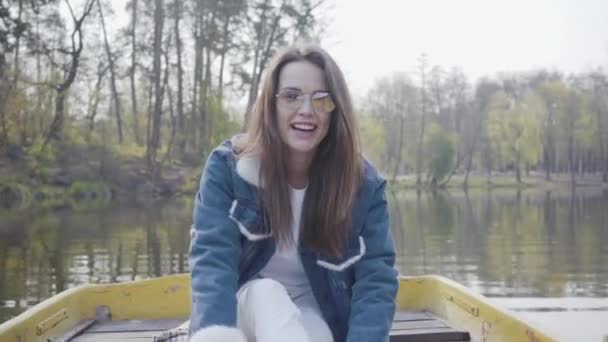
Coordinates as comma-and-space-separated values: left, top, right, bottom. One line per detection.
1, 188, 607, 340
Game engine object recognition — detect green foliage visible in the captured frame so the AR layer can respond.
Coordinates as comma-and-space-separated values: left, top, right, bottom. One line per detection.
68, 181, 110, 199
207, 92, 242, 149
111, 143, 147, 159
28, 182, 111, 210
573, 92, 596, 149
424, 123, 457, 185
487, 90, 544, 171
358, 114, 386, 169
0, 181, 33, 209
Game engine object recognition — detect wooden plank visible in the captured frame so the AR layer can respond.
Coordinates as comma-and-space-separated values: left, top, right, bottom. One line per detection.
72, 331, 158, 341
390, 327, 470, 342
390, 311, 470, 342
64, 312, 467, 342
393, 311, 433, 322
86, 319, 184, 333
391, 319, 448, 331
50, 319, 96, 342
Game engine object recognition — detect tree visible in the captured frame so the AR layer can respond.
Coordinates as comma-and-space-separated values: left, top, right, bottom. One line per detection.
424, 123, 457, 187
585, 70, 608, 183
561, 82, 594, 184
431, 67, 470, 185
537, 80, 568, 181
241, 0, 324, 127
366, 73, 418, 180
170, 0, 186, 158
96, 0, 123, 144
415, 54, 429, 186
126, 0, 142, 145
487, 90, 544, 183
146, 0, 165, 170
0, 0, 58, 148
41, 0, 96, 148
463, 78, 500, 188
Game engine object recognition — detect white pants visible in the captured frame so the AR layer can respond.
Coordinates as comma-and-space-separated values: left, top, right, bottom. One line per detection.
236, 278, 334, 342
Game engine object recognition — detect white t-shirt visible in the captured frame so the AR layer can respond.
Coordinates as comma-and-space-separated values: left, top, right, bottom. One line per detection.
258, 186, 320, 310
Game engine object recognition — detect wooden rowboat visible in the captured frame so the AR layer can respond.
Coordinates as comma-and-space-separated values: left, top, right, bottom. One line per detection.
0, 274, 558, 341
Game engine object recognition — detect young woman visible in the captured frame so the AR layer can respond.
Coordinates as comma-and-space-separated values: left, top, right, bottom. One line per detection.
189, 45, 398, 342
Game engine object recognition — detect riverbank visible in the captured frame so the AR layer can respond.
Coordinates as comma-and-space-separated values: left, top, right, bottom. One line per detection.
0, 144, 201, 210
3, 143, 607, 210
391, 173, 608, 191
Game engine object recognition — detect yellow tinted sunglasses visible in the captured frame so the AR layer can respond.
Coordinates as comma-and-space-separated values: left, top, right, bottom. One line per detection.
275, 90, 336, 113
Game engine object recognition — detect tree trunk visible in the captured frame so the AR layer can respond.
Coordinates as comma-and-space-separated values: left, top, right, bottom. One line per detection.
0, 65, 7, 147
146, 79, 153, 152
391, 115, 405, 183
439, 152, 461, 188
200, 13, 214, 154
515, 153, 522, 184
0, 0, 25, 148
416, 55, 428, 187
174, 0, 186, 158
129, 0, 142, 145
14, 0, 25, 144
35, 13, 43, 135
568, 122, 575, 186
97, 0, 123, 144
218, 14, 232, 105
463, 109, 483, 189
603, 154, 608, 183
42, 0, 96, 149
161, 51, 176, 165
146, 0, 165, 171
248, 4, 283, 114
46, 89, 68, 145
245, 47, 261, 129
244, 0, 271, 128
595, 86, 607, 183
544, 107, 554, 181
192, 3, 204, 150
160, 43, 174, 166
87, 64, 108, 141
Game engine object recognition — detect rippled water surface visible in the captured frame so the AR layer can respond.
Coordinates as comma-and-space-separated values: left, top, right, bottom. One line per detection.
1, 189, 607, 340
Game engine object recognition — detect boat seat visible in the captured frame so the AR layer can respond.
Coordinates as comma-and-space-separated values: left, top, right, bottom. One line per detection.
390, 311, 471, 341
58, 310, 470, 341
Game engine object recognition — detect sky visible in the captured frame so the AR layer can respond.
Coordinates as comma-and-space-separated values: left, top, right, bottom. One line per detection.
322, 0, 608, 96
63, 0, 608, 99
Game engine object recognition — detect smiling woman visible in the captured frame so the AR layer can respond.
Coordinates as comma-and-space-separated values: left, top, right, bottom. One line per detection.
274, 60, 333, 175
188, 45, 399, 342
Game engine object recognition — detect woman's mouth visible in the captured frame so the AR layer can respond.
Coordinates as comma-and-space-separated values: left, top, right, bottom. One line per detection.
290, 123, 317, 132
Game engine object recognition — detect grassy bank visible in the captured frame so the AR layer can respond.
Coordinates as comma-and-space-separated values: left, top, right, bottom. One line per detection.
390, 173, 608, 191
0, 143, 203, 210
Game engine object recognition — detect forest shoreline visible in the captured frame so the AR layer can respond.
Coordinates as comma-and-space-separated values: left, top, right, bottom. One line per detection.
2, 150, 606, 211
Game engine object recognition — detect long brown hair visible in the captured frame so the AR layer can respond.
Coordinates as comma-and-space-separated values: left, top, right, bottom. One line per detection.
236, 45, 362, 257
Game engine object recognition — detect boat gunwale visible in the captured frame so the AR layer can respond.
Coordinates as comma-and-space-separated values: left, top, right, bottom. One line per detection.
0, 274, 559, 341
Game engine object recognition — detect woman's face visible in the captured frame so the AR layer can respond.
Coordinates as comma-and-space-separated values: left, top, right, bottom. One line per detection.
275, 60, 333, 161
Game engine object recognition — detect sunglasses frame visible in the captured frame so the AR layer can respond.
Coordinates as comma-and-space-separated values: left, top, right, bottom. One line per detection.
275, 89, 336, 113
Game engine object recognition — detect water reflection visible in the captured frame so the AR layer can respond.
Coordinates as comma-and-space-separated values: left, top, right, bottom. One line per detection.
1, 188, 607, 326
0, 198, 192, 323
388, 188, 608, 298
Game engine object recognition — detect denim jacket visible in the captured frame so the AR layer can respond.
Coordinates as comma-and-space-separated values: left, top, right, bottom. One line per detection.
189, 138, 398, 342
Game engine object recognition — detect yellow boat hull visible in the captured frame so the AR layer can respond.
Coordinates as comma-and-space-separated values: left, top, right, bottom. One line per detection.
0, 274, 558, 341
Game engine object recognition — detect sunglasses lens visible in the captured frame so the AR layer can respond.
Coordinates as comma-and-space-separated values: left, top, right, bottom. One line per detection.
312, 94, 335, 112
277, 91, 335, 112
288, 100, 303, 111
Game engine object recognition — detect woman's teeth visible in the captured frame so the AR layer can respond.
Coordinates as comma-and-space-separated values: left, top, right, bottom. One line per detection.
291, 123, 316, 131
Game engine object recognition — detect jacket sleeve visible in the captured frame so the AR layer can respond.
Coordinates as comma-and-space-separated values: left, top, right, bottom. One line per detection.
189, 148, 241, 334
346, 180, 398, 342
